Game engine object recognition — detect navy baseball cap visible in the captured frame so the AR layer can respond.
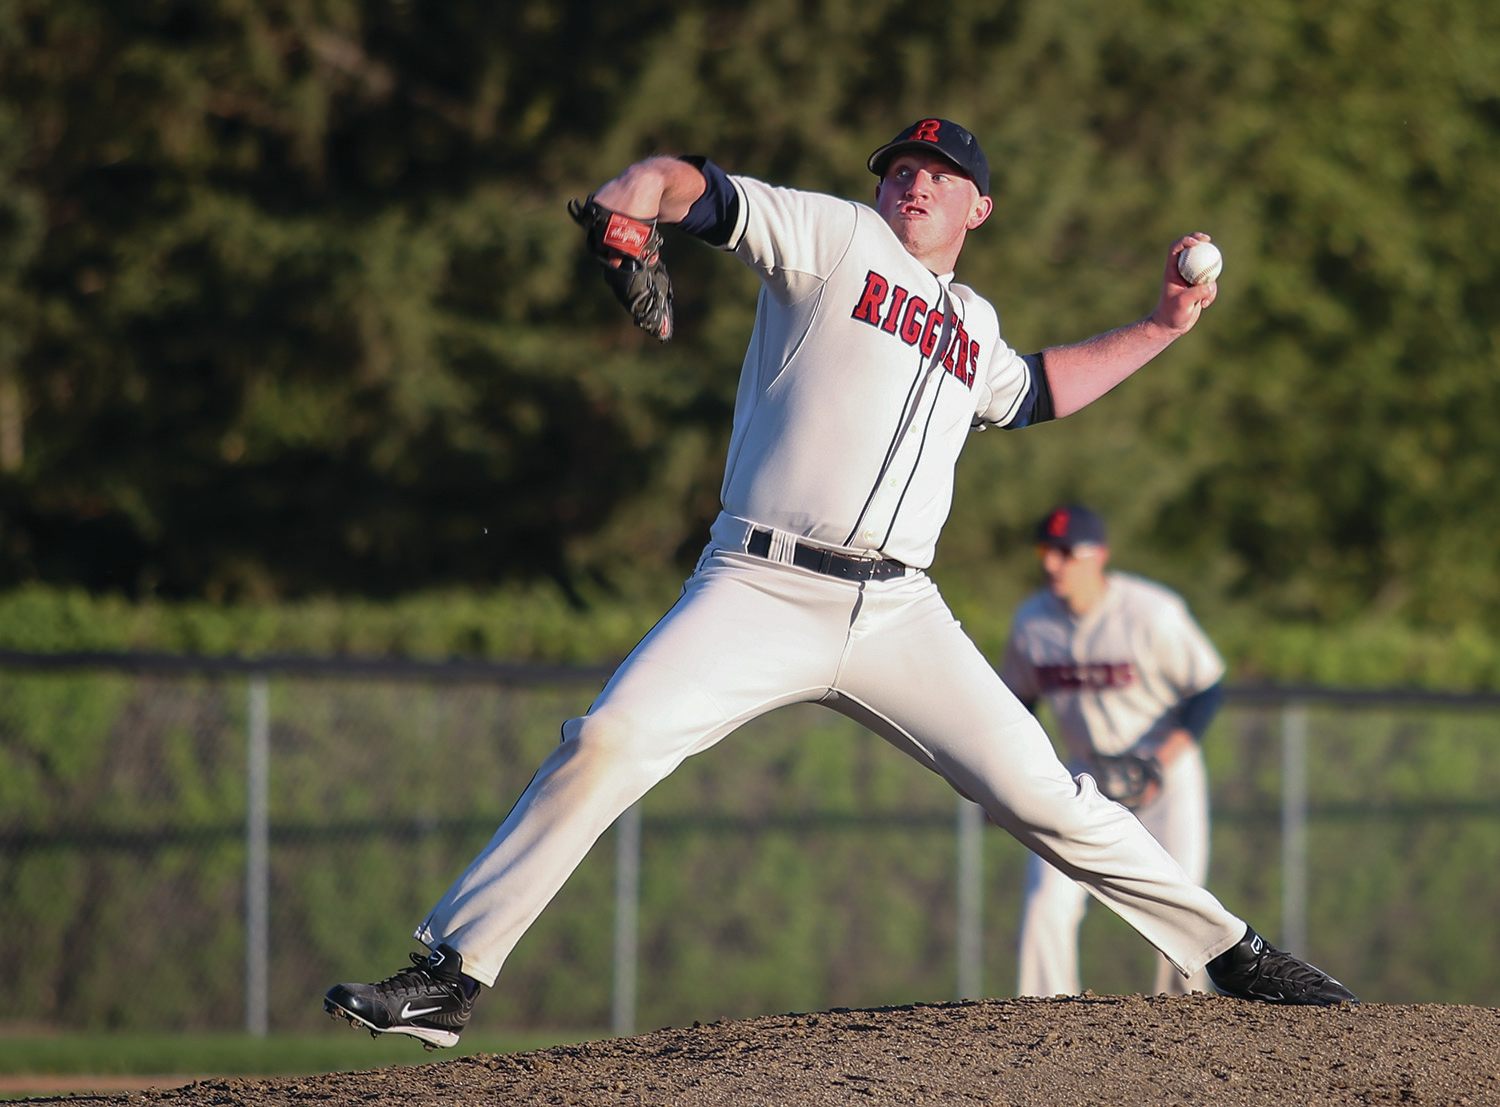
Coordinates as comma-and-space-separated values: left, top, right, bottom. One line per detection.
868, 118, 991, 196
1036, 504, 1108, 548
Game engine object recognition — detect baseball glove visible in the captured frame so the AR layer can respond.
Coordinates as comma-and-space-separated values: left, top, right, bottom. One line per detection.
568, 196, 674, 341
1091, 753, 1163, 809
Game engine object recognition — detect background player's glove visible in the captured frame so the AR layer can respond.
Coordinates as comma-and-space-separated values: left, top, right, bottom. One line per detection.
1092, 753, 1163, 809
568, 196, 674, 341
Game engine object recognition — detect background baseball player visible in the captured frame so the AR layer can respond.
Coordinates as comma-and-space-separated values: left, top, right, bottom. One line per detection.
1001, 504, 1225, 996
324, 118, 1355, 1049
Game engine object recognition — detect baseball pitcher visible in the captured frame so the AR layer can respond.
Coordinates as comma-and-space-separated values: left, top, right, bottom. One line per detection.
1001, 504, 1225, 996
325, 119, 1355, 1048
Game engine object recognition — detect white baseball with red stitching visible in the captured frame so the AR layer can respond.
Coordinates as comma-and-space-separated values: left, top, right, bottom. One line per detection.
1177, 241, 1223, 286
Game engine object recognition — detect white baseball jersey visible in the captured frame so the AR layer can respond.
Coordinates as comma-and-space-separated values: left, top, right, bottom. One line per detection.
416, 162, 1246, 995
709, 174, 1037, 569
1000, 572, 1225, 761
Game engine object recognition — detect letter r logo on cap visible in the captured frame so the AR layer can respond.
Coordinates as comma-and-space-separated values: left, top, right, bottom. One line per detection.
912, 119, 942, 143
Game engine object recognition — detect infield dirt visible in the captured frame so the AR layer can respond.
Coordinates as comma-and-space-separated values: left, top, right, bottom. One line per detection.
20, 993, 1500, 1106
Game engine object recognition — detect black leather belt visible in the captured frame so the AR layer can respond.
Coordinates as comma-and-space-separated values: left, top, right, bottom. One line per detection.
746, 528, 908, 582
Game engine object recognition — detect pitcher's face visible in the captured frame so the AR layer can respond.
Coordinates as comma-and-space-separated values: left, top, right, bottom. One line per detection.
875, 153, 992, 270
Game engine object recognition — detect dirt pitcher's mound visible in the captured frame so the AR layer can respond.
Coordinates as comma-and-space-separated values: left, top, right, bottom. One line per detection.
36, 993, 1500, 1106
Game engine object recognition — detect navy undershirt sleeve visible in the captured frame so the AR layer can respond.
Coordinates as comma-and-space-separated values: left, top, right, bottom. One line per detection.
675, 156, 738, 247
1177, 681, 1225, 741
997, 352, 1056, 429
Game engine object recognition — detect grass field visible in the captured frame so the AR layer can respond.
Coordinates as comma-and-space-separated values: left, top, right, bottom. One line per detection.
0, 1028, 605, 1100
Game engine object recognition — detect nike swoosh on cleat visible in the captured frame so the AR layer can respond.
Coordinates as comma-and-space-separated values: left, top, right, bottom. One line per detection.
400, 1002, 445, 1019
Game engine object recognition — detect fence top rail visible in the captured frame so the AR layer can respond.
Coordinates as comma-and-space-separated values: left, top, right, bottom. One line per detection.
2, 649, 1498, 708
0, 648, 615, 686
1224, 683, 1500, 710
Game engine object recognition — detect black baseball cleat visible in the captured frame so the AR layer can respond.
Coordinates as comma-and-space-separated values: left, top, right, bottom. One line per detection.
324, 943, 479, 1050
1206, 925, 1358, 1006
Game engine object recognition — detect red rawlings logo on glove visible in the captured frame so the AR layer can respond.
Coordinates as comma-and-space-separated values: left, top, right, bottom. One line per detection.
602, 213, 653, 258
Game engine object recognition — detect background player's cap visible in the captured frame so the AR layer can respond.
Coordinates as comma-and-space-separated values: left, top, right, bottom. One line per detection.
868, 118, 991, 196
1035, 504, 1107, 548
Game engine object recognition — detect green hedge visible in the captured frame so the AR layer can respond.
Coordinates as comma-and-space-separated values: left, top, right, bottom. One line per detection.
0, 581, 675, 664
3, 582, 1499, 690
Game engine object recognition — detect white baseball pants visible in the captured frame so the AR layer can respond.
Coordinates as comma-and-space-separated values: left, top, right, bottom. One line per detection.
1017, 744, 1212, 997
417, 523, 1244, 988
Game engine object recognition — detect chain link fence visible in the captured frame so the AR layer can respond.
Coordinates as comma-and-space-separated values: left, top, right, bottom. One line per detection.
3, 651, 1498, 1038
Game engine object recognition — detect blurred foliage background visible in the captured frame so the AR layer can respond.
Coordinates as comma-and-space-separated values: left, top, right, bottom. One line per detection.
2, 2, 1499, 1065
0, 0, 1497, 669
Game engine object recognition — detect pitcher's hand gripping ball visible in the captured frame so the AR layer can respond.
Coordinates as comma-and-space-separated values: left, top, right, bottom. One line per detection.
569, 197, 674, 341
1092, 753, 1164, 809
1177, 240, 1223, 286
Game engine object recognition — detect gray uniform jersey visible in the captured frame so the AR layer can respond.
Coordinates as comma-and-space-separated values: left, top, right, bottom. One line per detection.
1002, 571, 1223, 996
1000, 572, 1225, 760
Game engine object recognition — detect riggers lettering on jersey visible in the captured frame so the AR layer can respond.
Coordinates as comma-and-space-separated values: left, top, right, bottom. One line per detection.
1035, 661, 1137, 692
850, 269, 979, 388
